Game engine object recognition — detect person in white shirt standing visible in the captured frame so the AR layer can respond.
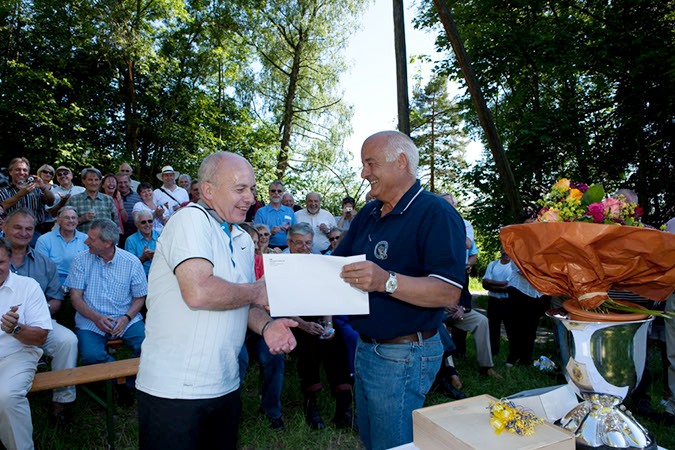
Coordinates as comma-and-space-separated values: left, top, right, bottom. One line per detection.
152, 166, 189, 218
294, 192, 337, 254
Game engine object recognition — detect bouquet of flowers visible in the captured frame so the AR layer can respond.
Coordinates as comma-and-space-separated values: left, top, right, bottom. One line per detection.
537, 178, 643, 226
501, 179, 675, 316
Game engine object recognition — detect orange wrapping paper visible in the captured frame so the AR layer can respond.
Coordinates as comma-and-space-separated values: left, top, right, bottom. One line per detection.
500, 223, 675, 307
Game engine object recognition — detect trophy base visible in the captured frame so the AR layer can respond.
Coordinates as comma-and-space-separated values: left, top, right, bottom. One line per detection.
556, 399, 656, 450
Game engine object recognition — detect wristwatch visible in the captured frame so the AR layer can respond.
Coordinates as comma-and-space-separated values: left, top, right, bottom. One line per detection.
12, 325, 22, 335
385, 271, 398, 294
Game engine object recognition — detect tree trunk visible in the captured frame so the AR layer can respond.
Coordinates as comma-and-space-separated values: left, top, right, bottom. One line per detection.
122, 58, 139, 163
392, 0, 410, 135
432, 0, 523, 222
276, 38, 304, 180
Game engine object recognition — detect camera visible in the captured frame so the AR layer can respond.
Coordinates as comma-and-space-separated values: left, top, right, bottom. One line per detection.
26, 176, 35, 184
345, 206, 353, 212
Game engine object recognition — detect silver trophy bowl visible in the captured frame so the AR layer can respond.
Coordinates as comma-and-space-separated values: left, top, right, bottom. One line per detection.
547, 308, 656, 450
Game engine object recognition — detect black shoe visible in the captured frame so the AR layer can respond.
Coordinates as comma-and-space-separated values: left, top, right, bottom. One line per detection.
438, 377, 466, 400
268, 415, 285, 432
50, 401, 74, 427
304, 398, 326, 430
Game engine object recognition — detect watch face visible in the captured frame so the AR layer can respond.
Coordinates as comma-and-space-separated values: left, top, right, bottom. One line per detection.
386, 273, 397, 293
12, 325, 22, 335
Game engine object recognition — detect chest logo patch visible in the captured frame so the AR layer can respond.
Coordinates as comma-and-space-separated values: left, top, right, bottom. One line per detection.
374, 241, 389, 260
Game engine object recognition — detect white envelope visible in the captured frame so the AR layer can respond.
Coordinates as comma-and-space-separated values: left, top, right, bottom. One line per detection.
263, 253, 370, 317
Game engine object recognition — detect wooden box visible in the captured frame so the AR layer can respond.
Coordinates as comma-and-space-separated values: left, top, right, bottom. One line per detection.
413, 394, 575, 450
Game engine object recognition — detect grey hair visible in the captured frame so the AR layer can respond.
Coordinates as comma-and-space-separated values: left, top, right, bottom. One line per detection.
269, 180, 285, 190
134, 210, 153, 222
90, 219, 120, 246
306, 192, 321, 201
288, 222, 314, 237
254, 223, 270, 234
5, 208, 37, 226
57, 206, 79, 218
178, 173, 192, 184
374, 131, 419, 177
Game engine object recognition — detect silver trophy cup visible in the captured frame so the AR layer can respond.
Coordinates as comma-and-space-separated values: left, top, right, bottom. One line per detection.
548, 309, 656, 450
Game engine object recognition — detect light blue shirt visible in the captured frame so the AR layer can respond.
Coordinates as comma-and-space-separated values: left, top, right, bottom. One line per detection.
253, 204, 296, 247
65, 248, 148, 336
124, 230, 159, 276
35, 230, 89, 284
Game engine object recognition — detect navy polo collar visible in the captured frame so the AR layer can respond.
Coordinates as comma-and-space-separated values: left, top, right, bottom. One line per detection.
370, 179, 424, 218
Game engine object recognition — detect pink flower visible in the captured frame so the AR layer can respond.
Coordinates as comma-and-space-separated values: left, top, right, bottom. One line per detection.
540, 208, 561, 222
587, 203, 605, 223
603, 197, 622, 218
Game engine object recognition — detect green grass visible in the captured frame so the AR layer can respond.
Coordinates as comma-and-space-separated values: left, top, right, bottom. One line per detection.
28, 313, 675, 450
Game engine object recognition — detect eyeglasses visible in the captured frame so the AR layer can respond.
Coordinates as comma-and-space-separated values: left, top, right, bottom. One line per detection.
56, 172, 69, 177
138, 220, 153, 225
328, 236, 341, 242
260, 232, 270, 236
270, 189, 283, 193
290, 239, 312, 247
42, 170, 53, 175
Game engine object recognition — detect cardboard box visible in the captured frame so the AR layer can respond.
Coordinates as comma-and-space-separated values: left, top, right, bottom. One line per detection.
413, 394, 575, 450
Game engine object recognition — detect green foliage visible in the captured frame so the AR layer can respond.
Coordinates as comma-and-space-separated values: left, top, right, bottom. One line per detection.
413, 0, 675, 246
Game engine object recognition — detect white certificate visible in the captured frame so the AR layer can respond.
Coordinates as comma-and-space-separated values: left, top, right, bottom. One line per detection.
263, 253, 370, 317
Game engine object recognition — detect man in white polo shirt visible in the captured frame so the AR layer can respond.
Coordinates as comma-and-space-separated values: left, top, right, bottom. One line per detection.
0, 237, 52, 450
136, 152, 297, 450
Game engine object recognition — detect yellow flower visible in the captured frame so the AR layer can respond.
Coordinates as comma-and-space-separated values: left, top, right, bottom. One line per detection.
553, 178, 570, 192
567, 188, 583, 201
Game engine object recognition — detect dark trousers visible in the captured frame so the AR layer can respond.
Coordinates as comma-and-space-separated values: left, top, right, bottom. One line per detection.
504, 287, 550, 365
138, 388, 241, 450
487, 295, 508, 356
293, 326, 352, 394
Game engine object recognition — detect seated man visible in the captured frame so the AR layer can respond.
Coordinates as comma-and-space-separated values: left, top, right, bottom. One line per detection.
35, 206, 89, 285
4, 208, 79, 425
65, 219, 147, 395
286, 222, 354, 430
0, 237, 52, 450
124, 210, 158, 277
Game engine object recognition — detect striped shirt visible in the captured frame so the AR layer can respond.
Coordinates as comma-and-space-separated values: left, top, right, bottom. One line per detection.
65, 248, 147, 336
0, 183, 50, 224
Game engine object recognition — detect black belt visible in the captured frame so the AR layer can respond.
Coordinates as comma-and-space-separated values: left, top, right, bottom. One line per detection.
359, 330, 437, 345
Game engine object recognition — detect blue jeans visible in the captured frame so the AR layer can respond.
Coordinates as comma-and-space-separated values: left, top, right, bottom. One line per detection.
354, 333, 442, 450
239, 333, 285, 419
76, 322, 145, 387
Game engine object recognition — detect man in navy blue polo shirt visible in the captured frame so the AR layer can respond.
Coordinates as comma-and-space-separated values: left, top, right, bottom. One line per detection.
333, 130, 466, 450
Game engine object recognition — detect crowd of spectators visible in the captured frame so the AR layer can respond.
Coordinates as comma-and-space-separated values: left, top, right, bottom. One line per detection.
1, 149, 674, 450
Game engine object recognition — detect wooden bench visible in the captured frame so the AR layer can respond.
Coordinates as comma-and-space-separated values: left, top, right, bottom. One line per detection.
30, 357, 140, 450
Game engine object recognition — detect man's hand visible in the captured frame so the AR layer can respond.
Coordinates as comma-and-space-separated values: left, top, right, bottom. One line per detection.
94, 315, 116, 335
340, 260, 388, 292
445, 305, 465, 320
270, 225, 280, 235
141, 246, 155, 262
18, 181, 36, 197
263, 318, 298, 354
319, 223, 330, 234
111, 315, 130, 337
1, 306, 19, 334
297, 319, 323, 336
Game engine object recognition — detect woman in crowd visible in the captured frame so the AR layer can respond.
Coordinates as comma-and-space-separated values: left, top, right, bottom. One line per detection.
177, 173, 192, 190
101, 173, 127, 236
324, 228, 344, 255
133, 182, 167, 233
253, 223, 281, 254
37, 164, 57, 233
